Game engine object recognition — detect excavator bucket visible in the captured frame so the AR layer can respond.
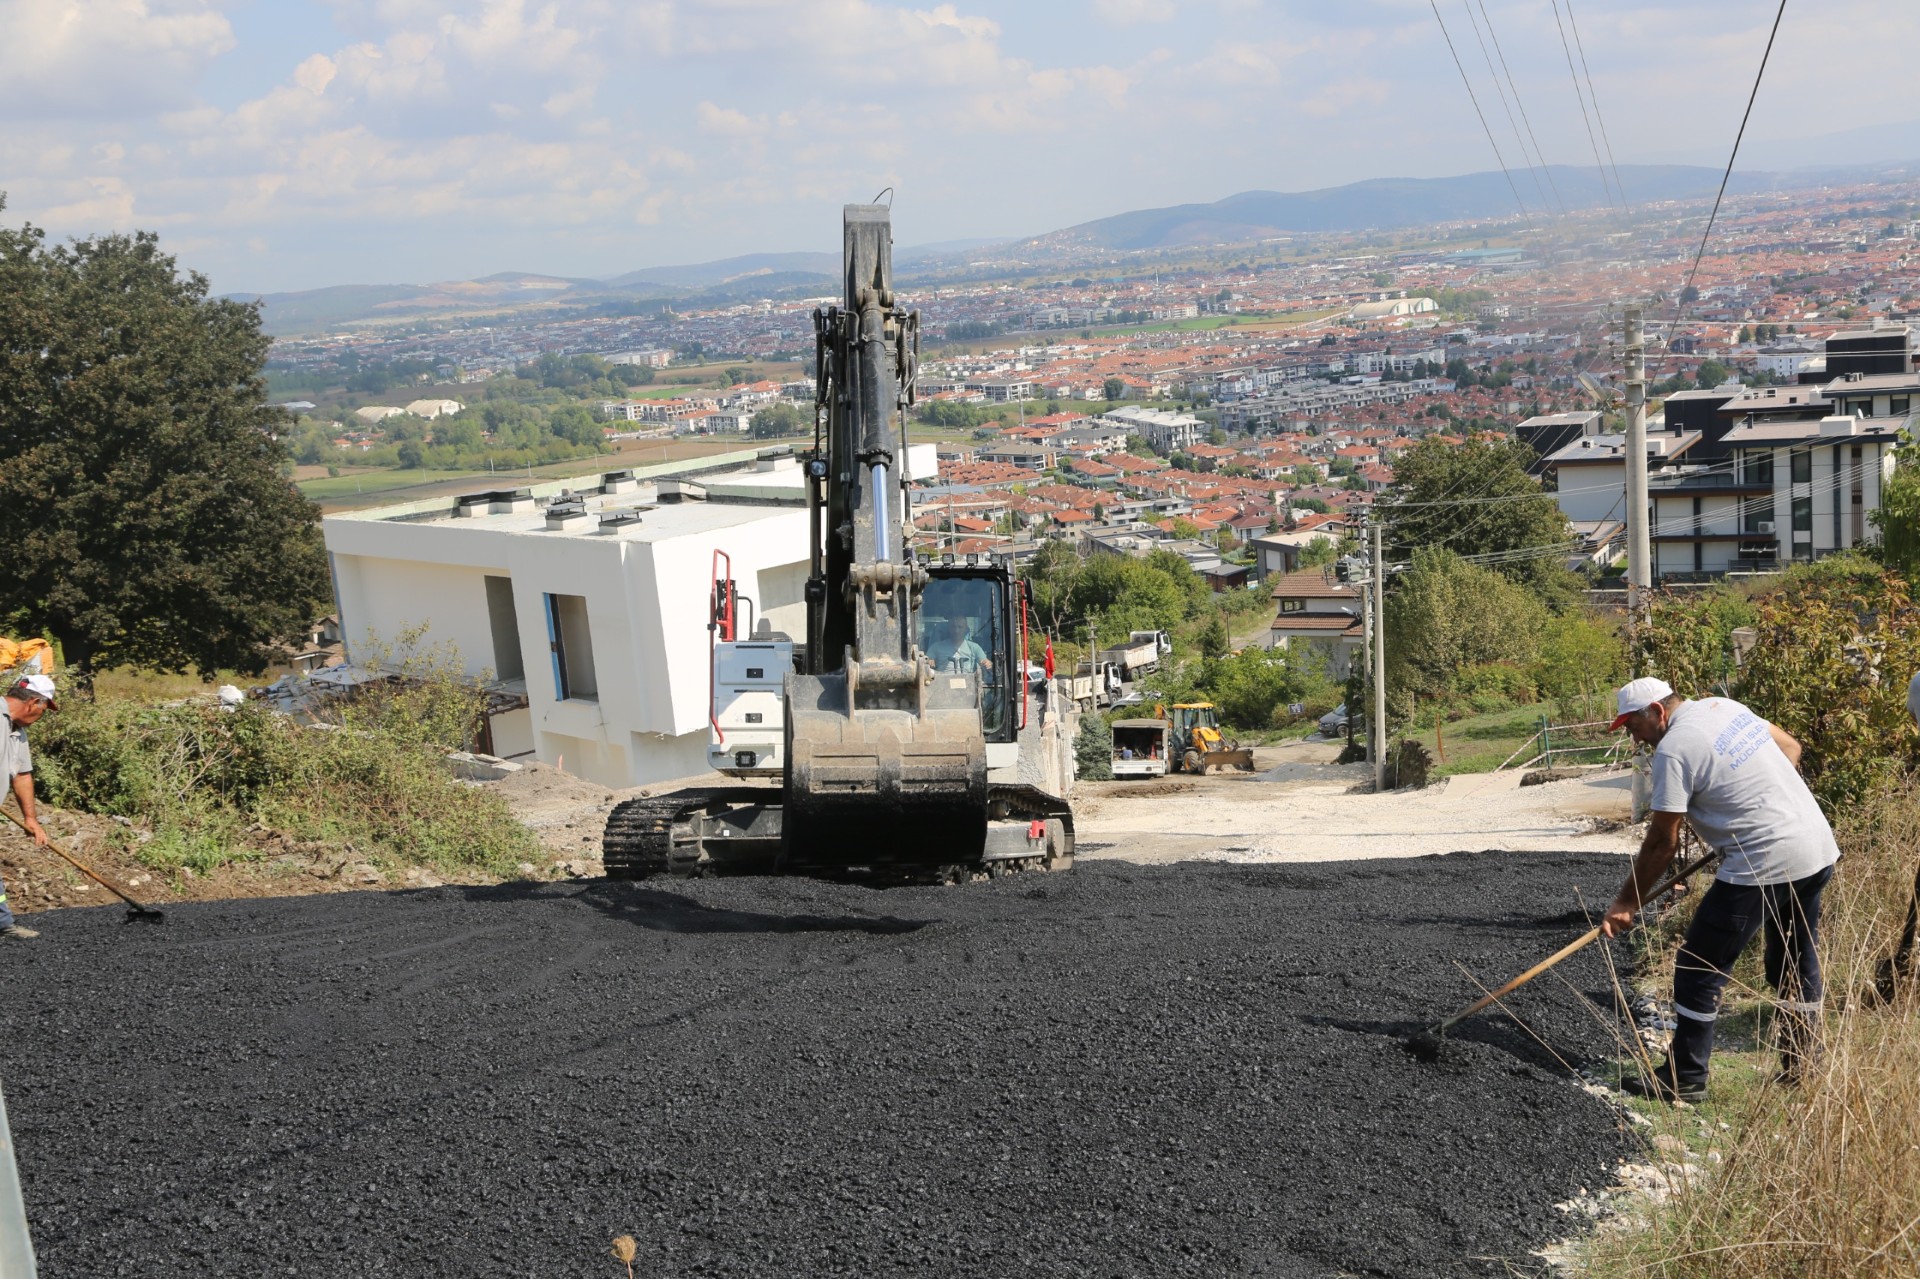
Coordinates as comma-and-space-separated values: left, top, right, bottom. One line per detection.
784, 674, 988, 869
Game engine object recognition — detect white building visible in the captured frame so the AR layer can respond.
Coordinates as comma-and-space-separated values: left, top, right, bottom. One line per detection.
405, 398, 464, 419
1101, 405, 1204, 454
1543, 430, 1701, 523
322, 445, 937, 789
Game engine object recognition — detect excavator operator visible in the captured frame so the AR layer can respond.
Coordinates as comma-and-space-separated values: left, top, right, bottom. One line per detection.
926, 615, 991, 676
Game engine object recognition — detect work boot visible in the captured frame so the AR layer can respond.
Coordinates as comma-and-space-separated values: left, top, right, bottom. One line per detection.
0, 924, 41, 939
1621, 1058, 1706, 1104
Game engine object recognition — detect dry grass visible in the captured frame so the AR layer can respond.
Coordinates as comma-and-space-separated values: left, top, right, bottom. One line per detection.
1581, 784, 1920, 1278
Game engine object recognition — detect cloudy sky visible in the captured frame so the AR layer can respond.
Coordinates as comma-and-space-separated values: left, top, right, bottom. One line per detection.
3, 0, 1912, 293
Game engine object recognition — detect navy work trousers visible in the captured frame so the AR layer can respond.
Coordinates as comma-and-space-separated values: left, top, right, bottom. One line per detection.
1668, 864, 1832, 1085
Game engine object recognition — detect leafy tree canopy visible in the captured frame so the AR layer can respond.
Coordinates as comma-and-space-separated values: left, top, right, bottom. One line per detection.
0, 199, 330, 680
1383, 548, 1547, 722
1375, 436, 1576, 598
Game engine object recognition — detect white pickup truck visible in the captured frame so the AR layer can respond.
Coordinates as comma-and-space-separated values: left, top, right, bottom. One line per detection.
1110, 719, 1170, 779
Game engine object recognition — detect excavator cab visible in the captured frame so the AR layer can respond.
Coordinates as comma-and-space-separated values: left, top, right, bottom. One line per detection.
919, 565, 1022, 744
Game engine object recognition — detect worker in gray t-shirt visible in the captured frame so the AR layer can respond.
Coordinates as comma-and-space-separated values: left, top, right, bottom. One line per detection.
1601, 677, 1838, 1102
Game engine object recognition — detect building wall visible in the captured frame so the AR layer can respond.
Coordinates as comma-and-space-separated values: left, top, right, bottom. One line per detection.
326, 505, 812, 789
1552, 461, 1626, 523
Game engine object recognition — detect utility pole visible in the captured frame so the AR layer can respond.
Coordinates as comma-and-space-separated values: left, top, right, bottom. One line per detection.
1624, 304, 1652, 822
1624, 304, 1649, 641
1370, 519, 1387, 793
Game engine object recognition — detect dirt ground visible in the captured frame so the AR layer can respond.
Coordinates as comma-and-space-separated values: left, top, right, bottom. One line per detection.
1073, 734, 1637, 866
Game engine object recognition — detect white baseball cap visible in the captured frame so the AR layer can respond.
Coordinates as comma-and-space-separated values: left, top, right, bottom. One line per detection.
10, 673, 57, 709
1609, 676, 1673, 730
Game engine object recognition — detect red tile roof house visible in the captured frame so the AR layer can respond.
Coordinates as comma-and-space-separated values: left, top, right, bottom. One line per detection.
1266, 569, 1363, 678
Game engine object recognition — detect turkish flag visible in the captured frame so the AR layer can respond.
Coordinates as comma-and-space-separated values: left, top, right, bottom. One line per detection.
1043, 636, 1055, 679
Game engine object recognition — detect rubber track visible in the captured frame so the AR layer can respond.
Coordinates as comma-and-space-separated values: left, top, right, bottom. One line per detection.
605, 784, 1075, 879
602, 787, 771, 880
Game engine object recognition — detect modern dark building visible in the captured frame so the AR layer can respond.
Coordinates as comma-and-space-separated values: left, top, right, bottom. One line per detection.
1513, 409, 1602, 474
1825, 324, 1913, 378
1660, 386, 1745, 465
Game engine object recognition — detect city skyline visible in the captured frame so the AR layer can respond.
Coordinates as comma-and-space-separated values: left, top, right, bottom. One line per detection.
3, 0, 1915, 294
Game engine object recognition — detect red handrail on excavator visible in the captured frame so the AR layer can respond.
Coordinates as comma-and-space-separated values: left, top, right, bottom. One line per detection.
709, 549, 735, 745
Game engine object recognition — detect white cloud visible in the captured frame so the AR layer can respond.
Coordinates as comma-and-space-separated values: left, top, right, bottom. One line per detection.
0, 0, 235, 117
1092, 0, 1174, 24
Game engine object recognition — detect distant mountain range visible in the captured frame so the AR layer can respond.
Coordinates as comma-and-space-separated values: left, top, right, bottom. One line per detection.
1041, 164, 1751, 251
239, 159, 1912, 335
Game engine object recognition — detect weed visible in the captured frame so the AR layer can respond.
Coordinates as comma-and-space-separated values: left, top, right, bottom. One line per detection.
1578, 782, 1920, 1278
610, 1234, 638, 1278
32, 644, 538, 877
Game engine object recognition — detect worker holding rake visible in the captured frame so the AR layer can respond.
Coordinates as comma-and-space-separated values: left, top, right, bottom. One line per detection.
1602, 677, 1839, 1103
0, 674, 58, 940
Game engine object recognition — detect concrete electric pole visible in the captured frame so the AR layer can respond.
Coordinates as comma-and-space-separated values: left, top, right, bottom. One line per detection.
1371, 519, 1387, 793
1624, 304, 1650, 636
1623, 304, 1652, 821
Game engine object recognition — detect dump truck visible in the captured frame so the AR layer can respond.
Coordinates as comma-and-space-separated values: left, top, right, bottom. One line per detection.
600, 204, 1073, 882
1099, 630, 1169, 679
1109, 719, 1170, 779
1063, 659, 1122, 711
1162, 702, 1255, 774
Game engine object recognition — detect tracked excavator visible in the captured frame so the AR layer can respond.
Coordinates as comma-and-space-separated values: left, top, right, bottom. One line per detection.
601, 204, 1074, 881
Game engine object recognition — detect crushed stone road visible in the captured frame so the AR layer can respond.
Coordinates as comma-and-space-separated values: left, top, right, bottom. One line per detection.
2, 853, 1638, 1278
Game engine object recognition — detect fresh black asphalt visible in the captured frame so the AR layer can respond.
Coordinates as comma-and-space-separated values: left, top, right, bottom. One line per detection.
1, 853, 1639, 1277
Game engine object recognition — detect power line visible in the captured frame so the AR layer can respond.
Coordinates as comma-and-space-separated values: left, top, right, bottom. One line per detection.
1562, 0, 1627, 211
1549, 0, 1622, 214
1429, 0, 1535, 228
1475, 0, 1567, 216
1460, 0, 1553, 217
1664, 0, 1789, 349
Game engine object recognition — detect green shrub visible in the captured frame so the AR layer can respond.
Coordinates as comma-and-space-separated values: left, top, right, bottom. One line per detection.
34, 680, 537, 877
1075, 713, 1114, 781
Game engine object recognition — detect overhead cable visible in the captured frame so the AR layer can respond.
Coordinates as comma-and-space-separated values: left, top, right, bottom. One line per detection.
1460, 0, 1554, 216
1429, 0, 1535, 228
1664, 0, 1790, 349
1474, 0, 1568, 216
1549, 0, 1622, 214
1562, 0, 1627, 211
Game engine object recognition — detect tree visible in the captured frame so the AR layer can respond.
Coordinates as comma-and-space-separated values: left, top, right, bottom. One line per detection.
751, 402, 805, 439
1870, 435, 1920, 577
1298, 536, 1339, 569
1204, 645, 1302, 730
1199, 615, 1230, 659
1103, 377, 1125, 401
1695, 359, 1731, 388
0, 200, 330, 682
1383, 549, 1547, 721
1375, 437, 1575, 597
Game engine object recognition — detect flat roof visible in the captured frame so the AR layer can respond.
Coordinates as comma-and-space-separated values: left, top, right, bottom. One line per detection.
1516, 410, 1601, 428
1720, 417, 1904, 447
1720, 386, 1827, 411
1544, 430, 1701, 464
1822, 372, 1920, 392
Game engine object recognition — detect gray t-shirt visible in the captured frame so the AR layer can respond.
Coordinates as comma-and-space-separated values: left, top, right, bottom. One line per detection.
1649, 697, 1839, 886
0, 705, 30, 782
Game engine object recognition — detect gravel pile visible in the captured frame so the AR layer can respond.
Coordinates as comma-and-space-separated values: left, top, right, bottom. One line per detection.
1, 852, 1637, 1277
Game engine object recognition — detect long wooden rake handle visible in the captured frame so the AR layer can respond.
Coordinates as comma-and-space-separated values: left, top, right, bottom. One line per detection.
1433, 843, 1717, 1036
1, 804, 164, 919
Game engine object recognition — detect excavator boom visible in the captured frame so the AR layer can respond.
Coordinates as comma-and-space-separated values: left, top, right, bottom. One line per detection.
602, 203, 1072, 881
